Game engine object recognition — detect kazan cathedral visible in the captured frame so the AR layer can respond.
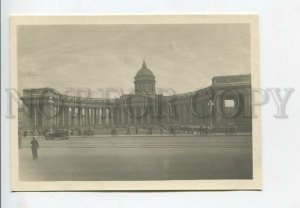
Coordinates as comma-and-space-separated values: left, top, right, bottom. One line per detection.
19, 61, 252, 133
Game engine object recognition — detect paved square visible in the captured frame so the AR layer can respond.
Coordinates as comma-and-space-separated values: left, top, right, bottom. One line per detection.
19, 135, 252, 181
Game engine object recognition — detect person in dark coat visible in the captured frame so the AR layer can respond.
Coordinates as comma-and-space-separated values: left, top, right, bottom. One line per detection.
30, 137, 39, 160
126, 126, 131, 135
160, 126, 163, 135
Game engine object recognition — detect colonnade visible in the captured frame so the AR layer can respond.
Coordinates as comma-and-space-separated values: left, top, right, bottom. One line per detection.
26, 99, 212, 129
22, 90, 250, 130
41, 104, 114, 128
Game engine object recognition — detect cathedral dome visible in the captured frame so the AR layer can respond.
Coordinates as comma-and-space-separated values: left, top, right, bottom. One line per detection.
134, 60, 156, 94
134, 60, 155, 82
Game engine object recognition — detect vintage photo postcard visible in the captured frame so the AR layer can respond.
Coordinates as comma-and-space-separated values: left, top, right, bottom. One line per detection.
10, 15, 261, 191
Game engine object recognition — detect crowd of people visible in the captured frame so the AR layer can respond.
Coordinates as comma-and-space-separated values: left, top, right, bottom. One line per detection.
21, 127, 95, 137
73, 128, 95, 136
20, 124, 238, 138
21, 129, 43, 137
109, 125, 238, 136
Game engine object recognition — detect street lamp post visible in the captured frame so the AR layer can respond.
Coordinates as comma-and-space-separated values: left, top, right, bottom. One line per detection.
49, 96, 54, 131
207, 100, 215, 129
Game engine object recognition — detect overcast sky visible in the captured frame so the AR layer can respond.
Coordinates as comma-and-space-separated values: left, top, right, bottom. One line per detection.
18, 24, 250, 97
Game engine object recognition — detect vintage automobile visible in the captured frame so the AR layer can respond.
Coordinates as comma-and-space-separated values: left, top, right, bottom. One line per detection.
45, 129, 69, 140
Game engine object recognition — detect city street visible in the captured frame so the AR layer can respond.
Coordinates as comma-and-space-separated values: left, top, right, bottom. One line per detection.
19, 135, 253, 181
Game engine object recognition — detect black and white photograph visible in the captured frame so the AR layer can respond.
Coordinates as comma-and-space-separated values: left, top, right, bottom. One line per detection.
10, 15, 261, 190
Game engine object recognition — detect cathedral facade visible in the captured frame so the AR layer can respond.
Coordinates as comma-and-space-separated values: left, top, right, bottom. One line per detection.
19, 61, 252, 132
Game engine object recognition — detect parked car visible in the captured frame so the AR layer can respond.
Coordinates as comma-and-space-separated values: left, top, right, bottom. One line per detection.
45, 129, 68, 140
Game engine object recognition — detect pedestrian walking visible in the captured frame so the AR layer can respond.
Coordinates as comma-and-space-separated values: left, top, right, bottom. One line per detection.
135, 126, 138, 134
30, 137, 39, 160
126, 126, 131, 135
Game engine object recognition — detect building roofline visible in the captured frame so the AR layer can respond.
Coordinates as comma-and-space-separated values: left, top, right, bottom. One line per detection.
212, 74, 251, 79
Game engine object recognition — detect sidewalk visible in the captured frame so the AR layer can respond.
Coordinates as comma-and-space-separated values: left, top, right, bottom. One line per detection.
65, 132, 252, 138
22, 132, 252, 139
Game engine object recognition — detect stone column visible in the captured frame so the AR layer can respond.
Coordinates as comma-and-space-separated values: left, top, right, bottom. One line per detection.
93, 108, 96, 126
85, 107, 88, 126
120, 108, 123, 125
182, 104, 186, 124
95, 108, 98, 126
78, 107, 82, 126
92, 108, 95, 126
147, 106, 151, 125
105, 108, 109, 125
70, 107, 74, 127
110, 107, 115, 126
81, 107, 84, 126
96, 108, 99, 126
176, 104, 180, 124
89, 108, 92, 126
138, 107, 142, 125
86, 108, 89, 126
73, 107, 76, 126
60, 106, 64, 127
65, 106, 68, 127
117, 108, 121, 126
141, 106, 144, 125
118, 108, 121, 126
133, 107, 137, 125
100, 108, 102, 126
103, 108, 106, 126
128, 107, 132, 126
88, 108, 90, 125
67, 107, 70, 127
41, 103, 49, 129
33, 107, 37, 128
60, 106, 64, 128
84, 108, 87, 126
108, 108, 111, 126
53, 107, 57, 127
99, 108, 102, 125
184, 105, 188, 124
90, 108, 94, 126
